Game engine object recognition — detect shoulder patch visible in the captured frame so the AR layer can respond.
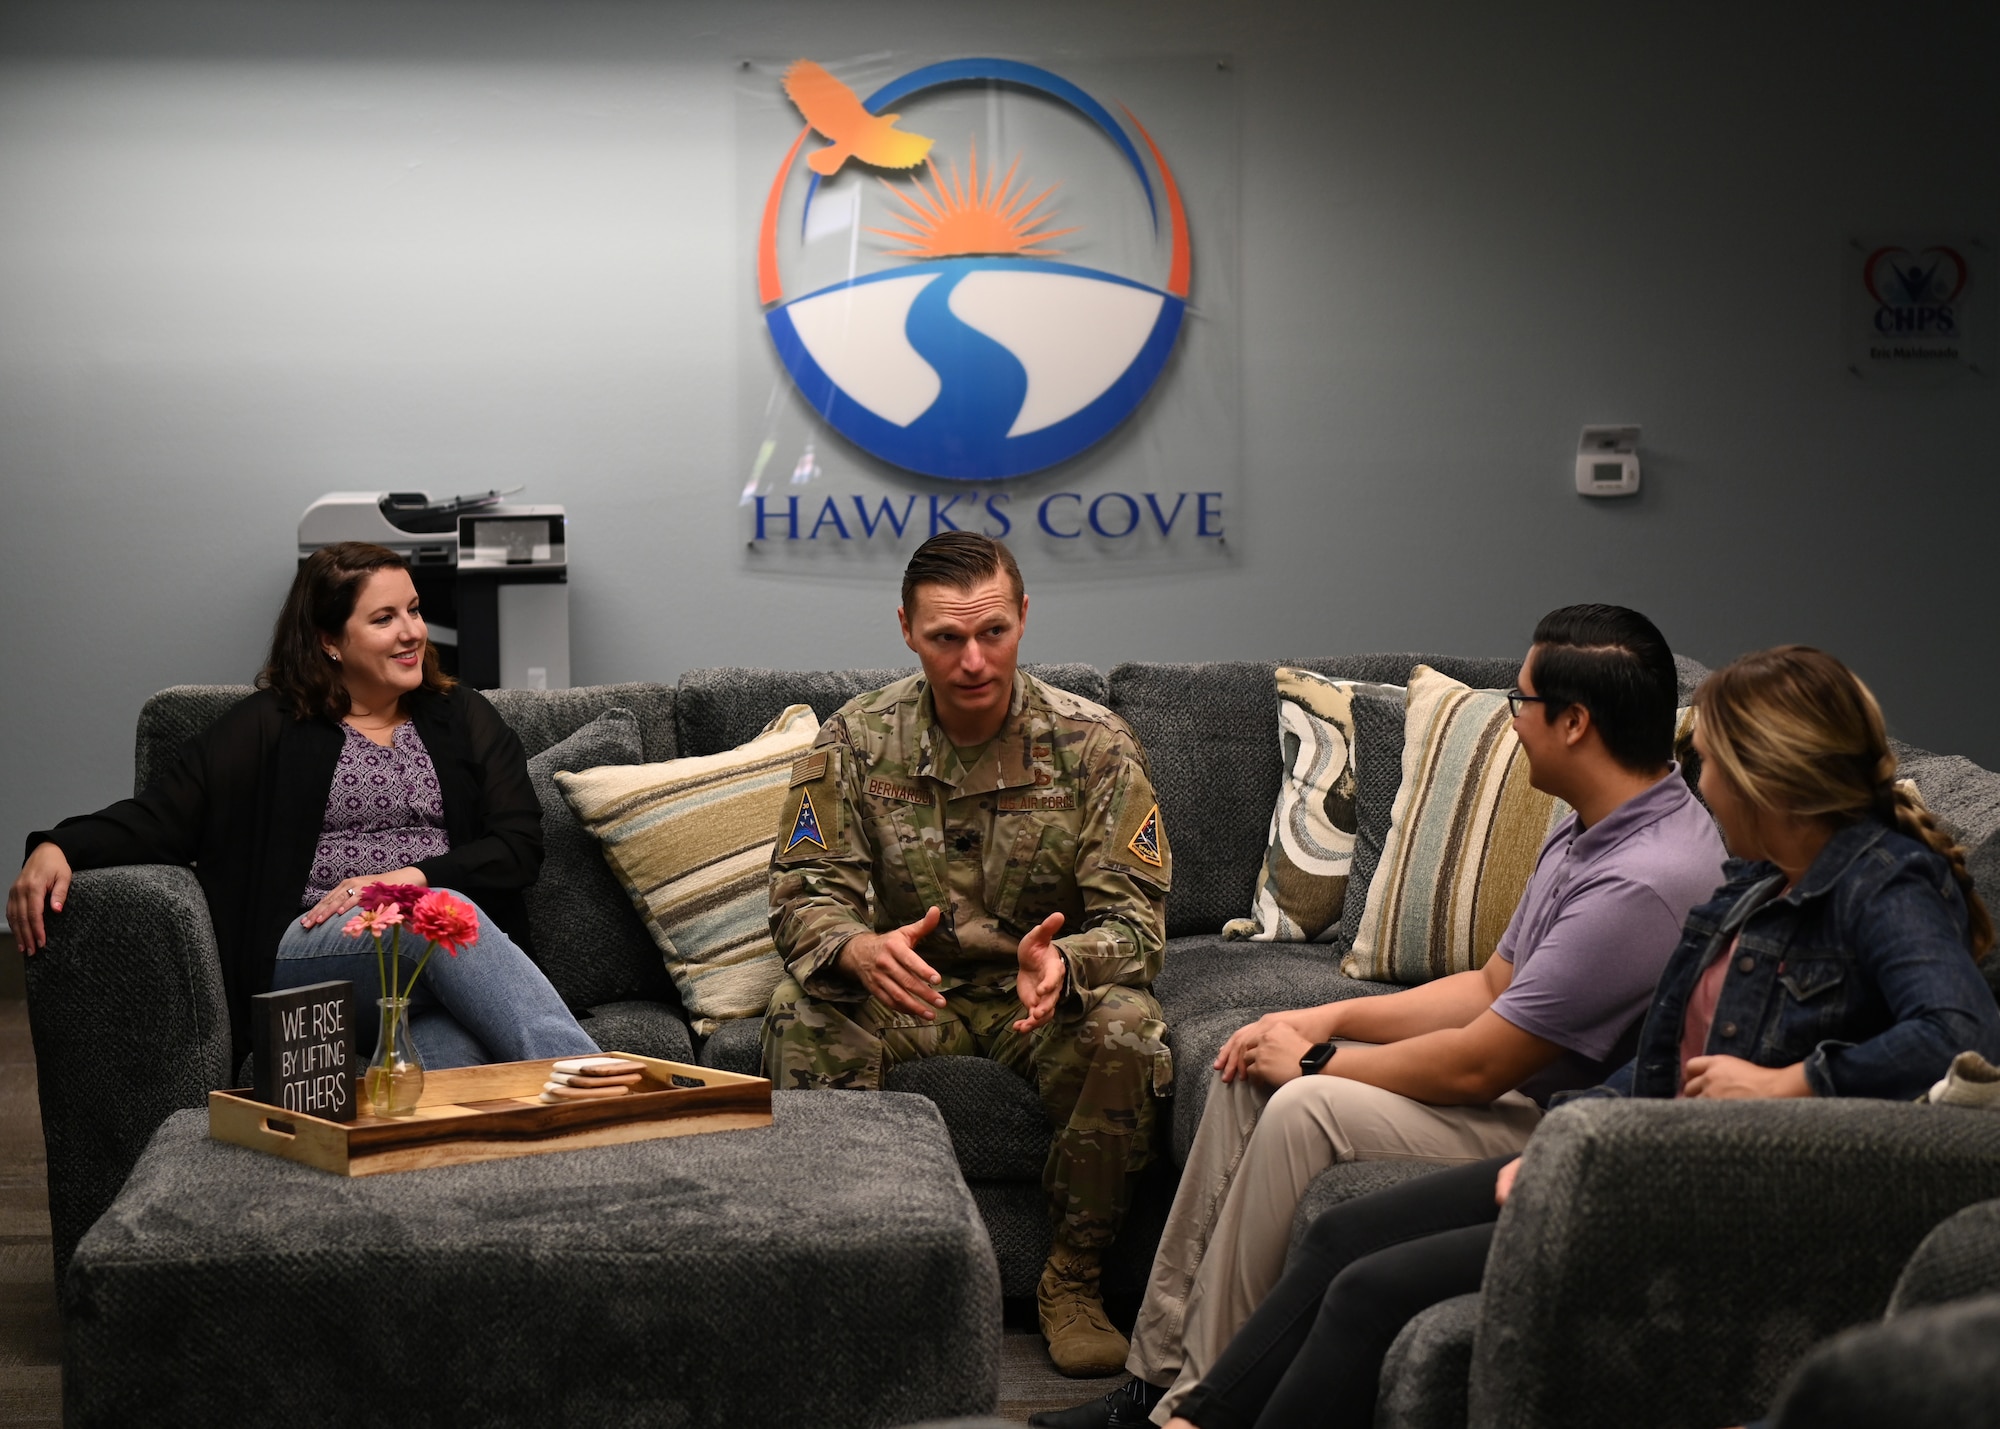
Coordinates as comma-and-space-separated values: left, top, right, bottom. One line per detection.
1125, 804, 1163, 867
784, 788, 828, 854
774, 743, 846, 863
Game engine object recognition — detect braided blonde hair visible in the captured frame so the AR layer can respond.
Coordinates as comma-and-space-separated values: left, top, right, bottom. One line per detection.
1695, 645, 1992, 958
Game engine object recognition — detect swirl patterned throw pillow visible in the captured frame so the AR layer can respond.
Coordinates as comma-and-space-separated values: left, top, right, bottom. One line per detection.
1224, 668, 1406, 943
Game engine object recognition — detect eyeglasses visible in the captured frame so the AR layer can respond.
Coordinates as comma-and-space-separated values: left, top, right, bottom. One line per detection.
1506, 690, 1553, 718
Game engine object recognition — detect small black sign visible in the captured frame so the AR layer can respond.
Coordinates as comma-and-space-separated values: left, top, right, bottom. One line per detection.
251, 980, 356, 1122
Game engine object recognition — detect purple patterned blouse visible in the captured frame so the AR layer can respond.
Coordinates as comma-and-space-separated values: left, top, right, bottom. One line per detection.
303, 722, 451, 907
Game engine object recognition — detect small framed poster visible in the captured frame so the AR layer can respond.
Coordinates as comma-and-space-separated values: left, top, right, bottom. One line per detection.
1845, 237, 1988, 383
250, 980, 357, 1122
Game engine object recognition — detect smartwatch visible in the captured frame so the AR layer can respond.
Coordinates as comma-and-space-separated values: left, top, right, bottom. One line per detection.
1299, 1040, 1337, 1076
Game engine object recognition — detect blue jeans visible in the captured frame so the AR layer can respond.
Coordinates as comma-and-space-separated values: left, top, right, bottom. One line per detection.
270, 891, 599, 1069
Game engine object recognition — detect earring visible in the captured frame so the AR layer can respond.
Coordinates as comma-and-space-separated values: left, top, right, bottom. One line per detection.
327, 651, 340, 662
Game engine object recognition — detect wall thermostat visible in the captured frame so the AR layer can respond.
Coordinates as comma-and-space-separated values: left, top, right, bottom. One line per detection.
1576, 425, 1641, 497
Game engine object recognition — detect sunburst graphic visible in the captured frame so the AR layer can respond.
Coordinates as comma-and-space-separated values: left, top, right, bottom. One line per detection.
868, 137, 1079, 259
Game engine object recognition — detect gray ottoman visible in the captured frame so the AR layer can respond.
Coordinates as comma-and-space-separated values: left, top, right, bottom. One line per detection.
64, 1092, 1001, 1428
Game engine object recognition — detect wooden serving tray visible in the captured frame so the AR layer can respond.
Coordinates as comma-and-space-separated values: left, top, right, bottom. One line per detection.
209, 1052, 772, 1177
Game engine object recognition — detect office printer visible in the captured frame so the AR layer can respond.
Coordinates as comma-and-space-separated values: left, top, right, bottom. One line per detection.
297, 491, 570, 691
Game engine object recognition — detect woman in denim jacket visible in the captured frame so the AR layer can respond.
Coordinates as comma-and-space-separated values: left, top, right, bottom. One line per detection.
1151, 646, 2000, 1429
1592, 652, 1997, 1104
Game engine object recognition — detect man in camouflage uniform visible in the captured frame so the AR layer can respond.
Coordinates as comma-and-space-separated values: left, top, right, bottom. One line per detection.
765, 531, 1173, 1377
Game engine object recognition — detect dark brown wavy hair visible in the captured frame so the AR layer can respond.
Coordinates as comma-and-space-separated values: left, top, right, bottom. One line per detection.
258, 542, 453, 720
901, 531, 1024, 615
1696, 645, 1992, 958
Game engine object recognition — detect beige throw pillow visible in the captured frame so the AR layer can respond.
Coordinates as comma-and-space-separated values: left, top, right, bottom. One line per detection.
558, 705, 818, 1034
1343, 667, 1570, 984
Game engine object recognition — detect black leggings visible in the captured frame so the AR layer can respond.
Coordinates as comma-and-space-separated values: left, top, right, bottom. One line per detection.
1174, 1156, 1510, 1429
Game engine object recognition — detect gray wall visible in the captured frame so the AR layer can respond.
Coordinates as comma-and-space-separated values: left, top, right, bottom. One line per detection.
3, 0, 1997, 880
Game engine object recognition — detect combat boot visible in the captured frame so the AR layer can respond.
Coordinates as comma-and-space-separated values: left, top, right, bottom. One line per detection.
1037, 1241, 1129, 1378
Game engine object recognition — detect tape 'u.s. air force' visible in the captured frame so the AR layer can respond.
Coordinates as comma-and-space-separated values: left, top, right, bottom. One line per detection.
997, 789, 1076, 812
785, 788, 828, 853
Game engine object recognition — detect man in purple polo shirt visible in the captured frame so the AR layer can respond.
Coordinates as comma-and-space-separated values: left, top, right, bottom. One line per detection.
1036, 605, 1728, 1429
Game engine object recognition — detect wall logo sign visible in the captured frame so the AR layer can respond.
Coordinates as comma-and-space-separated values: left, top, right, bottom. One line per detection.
757, 58, 1192, 482
1846, 237, 1985, 382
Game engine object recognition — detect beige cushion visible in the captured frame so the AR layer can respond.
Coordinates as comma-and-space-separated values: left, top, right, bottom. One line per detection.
1343, 666, 1570, 984
558, 705, 818, 1033
1223, 667, 1404, 943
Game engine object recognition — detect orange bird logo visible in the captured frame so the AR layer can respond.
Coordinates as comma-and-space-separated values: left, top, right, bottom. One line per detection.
783, 59, 934, 177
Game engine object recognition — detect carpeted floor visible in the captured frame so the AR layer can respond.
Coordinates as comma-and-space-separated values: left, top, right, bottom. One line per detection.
999, 1306, 1135, 1423
0, 935, 1112, 1427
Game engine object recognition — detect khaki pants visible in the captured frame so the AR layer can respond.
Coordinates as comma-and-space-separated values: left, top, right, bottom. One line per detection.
1127, 1048, 1543, 1421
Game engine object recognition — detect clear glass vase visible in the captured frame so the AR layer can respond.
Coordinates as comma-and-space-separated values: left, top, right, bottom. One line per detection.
365, 996, 425, 1117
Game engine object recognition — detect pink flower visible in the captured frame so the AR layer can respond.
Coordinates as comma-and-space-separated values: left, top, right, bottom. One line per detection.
360, 882, 425, 916
410, 889, 478, 957
343, 905, 404, 938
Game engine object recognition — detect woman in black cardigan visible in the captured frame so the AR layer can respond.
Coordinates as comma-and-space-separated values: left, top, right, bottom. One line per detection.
10, 541, 599, 1070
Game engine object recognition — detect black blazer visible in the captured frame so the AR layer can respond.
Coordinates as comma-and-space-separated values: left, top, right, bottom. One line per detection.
30, 685, 543, 1061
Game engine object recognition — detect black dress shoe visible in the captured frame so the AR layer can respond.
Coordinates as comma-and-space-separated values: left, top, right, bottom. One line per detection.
1027, 1376, 1166, 1428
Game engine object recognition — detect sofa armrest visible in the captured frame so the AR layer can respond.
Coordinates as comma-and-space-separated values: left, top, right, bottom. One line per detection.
1888, 1196, 2000, 1314
1469, 1098, 2000, 1429
1379, 1292, 1479, 1429
24, 864, 230, 1282
1765, 1292, 2000, 1429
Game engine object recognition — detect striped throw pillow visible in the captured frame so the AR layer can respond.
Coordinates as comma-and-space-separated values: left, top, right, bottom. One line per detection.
1343, 667, 1570, 985
557, 705, 818, 1033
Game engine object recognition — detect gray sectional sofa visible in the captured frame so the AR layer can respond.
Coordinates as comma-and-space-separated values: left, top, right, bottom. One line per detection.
28, 652, 2000, 1425
1370, 1098, 2000, 1429
28, 654, 1538, 1291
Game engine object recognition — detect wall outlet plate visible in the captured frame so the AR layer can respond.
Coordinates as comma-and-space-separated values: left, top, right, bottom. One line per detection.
1576, 425, 1640, 497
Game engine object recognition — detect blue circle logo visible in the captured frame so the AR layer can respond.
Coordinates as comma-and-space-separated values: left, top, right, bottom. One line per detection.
758, 59, 1191, 482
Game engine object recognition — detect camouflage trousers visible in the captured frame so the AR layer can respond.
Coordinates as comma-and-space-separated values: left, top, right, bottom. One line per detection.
763, 975, 1173, 1252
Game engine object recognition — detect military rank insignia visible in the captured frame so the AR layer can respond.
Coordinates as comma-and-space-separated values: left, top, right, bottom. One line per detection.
1126, 804, 1163, 867
785, 788, 828, 854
